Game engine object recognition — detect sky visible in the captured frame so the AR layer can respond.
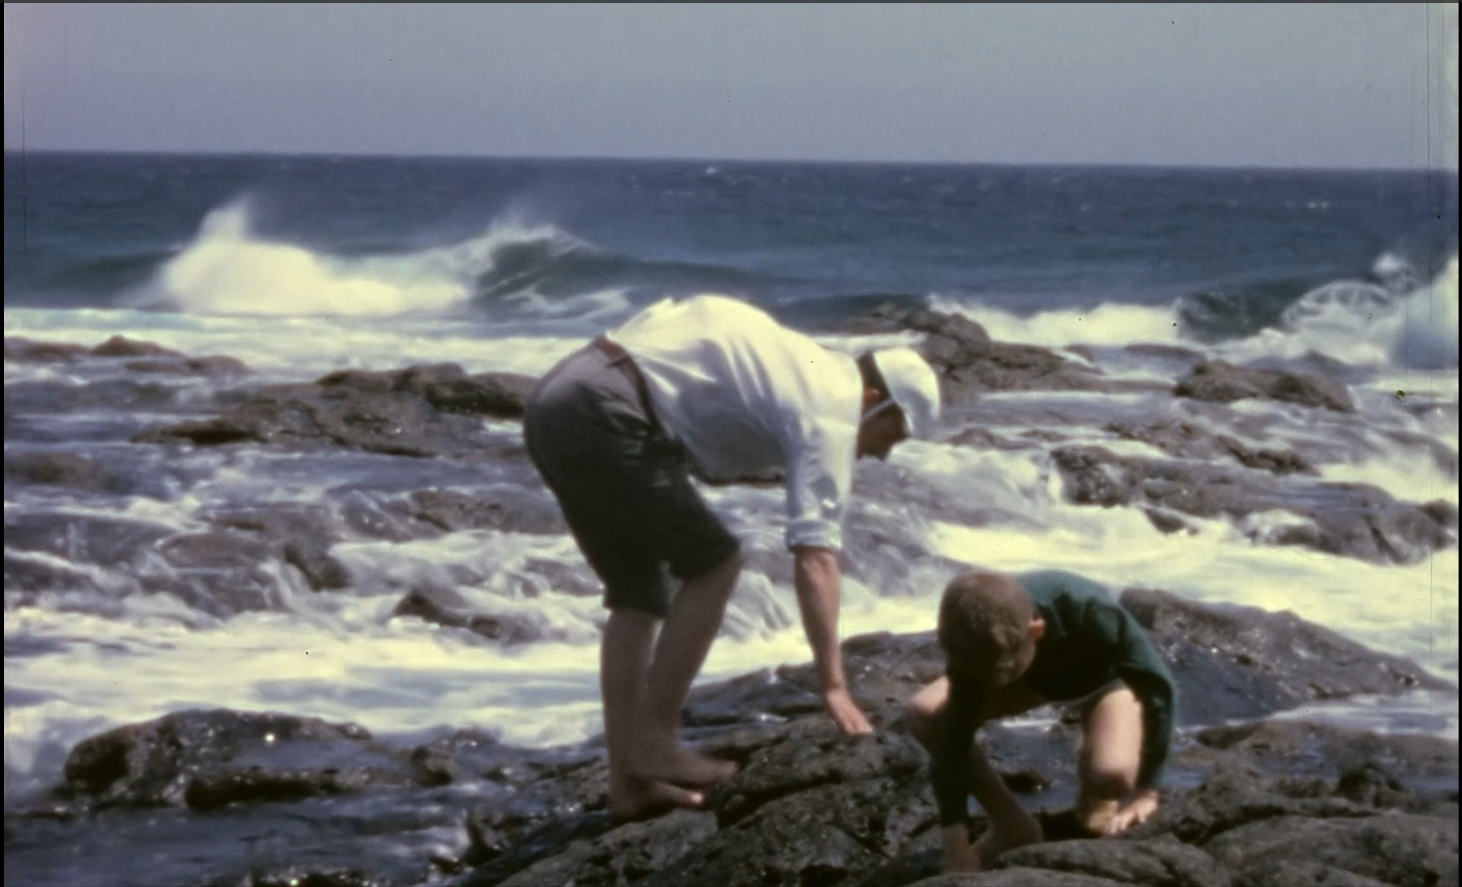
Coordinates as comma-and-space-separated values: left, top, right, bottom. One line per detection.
3, 3, 1457, 170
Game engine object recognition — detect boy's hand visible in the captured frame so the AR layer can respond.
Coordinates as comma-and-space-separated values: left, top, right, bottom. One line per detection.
822, 686, 874, 735
1104, 788, 1160, 835
940, 825, 982, 873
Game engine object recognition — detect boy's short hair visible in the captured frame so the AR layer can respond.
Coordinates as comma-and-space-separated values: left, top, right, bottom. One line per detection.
937, 571, 1036, 687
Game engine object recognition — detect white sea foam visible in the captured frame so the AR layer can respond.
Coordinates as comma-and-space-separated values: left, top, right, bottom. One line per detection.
927, 294, 1184, 349
1218, 255, 1460, 370
116, 201, 605, 321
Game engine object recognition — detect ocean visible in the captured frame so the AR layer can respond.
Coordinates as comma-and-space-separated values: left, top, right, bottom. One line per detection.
4, 151, 1459, 821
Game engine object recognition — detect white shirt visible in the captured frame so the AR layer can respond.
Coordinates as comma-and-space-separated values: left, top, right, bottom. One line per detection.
607, 295, 862, 552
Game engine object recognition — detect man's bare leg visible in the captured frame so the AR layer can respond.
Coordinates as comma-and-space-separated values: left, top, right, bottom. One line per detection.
1076, 686, 1143, 834
601, 608, 703, 820
633, 552, 743, 787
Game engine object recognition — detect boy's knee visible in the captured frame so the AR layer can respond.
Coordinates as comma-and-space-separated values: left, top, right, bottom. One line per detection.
902, 700, 939, 749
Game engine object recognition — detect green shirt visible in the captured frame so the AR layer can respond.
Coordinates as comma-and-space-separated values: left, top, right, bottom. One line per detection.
930, 570, 1177, 827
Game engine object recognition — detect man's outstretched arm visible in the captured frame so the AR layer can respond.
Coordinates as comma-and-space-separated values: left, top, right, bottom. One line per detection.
792, 545, 873, 735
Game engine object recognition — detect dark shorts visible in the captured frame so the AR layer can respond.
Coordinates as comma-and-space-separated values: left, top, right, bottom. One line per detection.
522, 343, 742, 617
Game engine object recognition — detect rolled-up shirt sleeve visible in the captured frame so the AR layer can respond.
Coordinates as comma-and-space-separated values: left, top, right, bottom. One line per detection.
781, 421, 855, 551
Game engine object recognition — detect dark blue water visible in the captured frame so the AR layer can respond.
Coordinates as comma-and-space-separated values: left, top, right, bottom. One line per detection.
6, 152, 1456, 339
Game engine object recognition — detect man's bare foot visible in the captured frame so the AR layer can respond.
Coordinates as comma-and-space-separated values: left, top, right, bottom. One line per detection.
633, 740, 737, 788
607, 777, 704, 823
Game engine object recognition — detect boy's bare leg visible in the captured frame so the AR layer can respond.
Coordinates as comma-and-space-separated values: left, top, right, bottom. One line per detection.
633, 552, 742, 788
601, 608, 703, 820
1076, 686, 1143, 834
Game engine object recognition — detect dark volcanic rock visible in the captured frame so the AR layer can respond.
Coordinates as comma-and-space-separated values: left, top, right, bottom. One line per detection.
1119, 588, 1451, 724
995, 835, 1231, 887
132, 363, 536, 457
4, 451, 116, 492
1104, 420, 1315, 475
316, 363, 536, 419
203, 503, 352, 591
1205, 813, 1458, 887
5, 337, 92, 363
384, 487, 568, 536
391, 587, 560, 644
59, 709, 433, 812
1176, 360, 1355, 412
831, 304, 1151, 407
1051, 445, 1456, 564
25, 595, 1461, 887
123, 354, 252, 377
91, 335, 183, 359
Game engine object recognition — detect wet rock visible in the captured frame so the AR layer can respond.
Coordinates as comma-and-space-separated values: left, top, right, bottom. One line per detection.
639, 779, 928, 887
316, 363, 536, 419
26, 595, 1462, 887
1176, 361, 1354, 413
831, 304, 1141, 405
4, 337, 91, 363
683, 669, 825, 728
4, 511, 177, 566
132, 363, 534, 457
995, 834, 1231, 887
384, 488, 568, 536
480, 810, 717, 887
390, 587, 554, 644
7, 378, 180, 413
2, 550, 101, 596
706, 728, 927, 827
1187, 721, 1461, 791
1104, 420, 1315, 475
91, 336, 183, 359
202, 504, 352, 591
1205, 813, 1458, 887
1229, 862, 1390, 887
908, 870, 1131, 886
1119, 588, 1452, 723
1051, 445, 1456, 565
58, 709, 430, 812
4, 451, 114, 492
123, 355, 252, 377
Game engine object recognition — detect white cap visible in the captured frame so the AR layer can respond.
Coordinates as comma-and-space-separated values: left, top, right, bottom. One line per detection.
871, 347, 941, 439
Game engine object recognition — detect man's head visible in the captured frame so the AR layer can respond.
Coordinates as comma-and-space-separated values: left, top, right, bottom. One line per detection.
937, 571, 1045, 688
855, 347, 941, 460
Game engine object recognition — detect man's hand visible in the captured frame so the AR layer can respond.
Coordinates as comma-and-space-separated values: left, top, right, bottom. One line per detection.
792, 546, 873, 735
1104, 788, 1160, 835
822, 685, 873, 735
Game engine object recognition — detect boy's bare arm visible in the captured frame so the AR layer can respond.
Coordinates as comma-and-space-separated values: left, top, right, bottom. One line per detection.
966, 739, 1043, 845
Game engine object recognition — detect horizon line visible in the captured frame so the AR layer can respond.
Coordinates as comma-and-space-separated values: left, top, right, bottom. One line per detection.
2, 145, 1455, 177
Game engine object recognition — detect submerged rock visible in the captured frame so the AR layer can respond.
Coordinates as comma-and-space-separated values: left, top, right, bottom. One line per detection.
1176, 360, 1355, 413
56, 710, 438, 813
132, 363, 538, 458
1050, 444, 1456, 565
830, 303, 1158, 405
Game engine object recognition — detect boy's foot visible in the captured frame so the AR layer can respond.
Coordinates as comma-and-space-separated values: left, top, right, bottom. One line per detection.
634, 740, 738, 788
607, 778, 704, 824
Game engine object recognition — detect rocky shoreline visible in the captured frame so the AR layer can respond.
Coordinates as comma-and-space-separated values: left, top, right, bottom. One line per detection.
5, 306, 1459, 886
5, 587, 1457, 887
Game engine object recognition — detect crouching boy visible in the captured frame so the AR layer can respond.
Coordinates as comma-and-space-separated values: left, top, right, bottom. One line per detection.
905, 569, 1177, 873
